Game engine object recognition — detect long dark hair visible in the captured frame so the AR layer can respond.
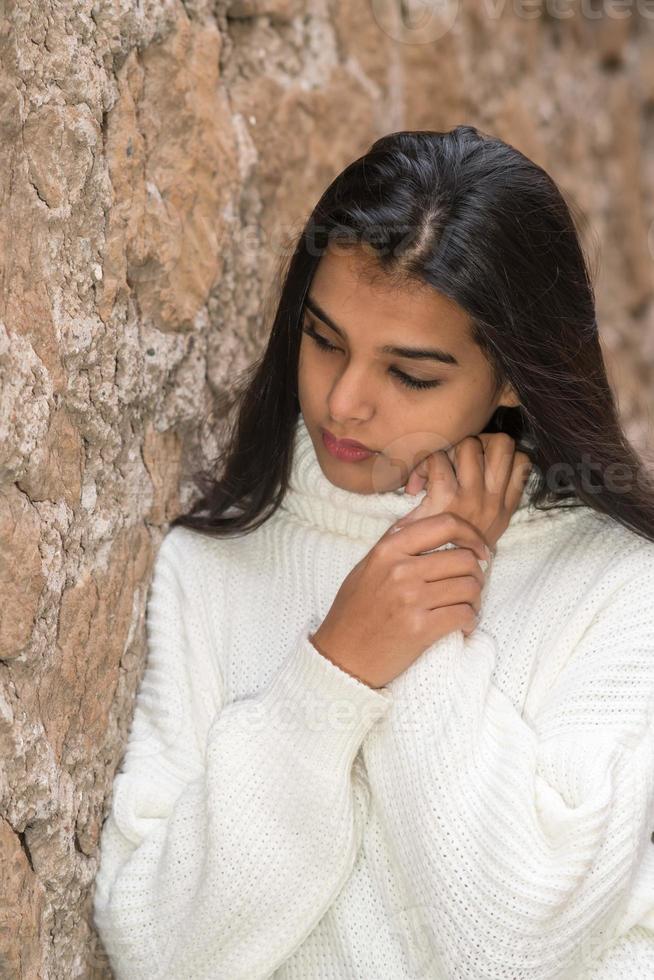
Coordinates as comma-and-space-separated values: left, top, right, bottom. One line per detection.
170, 125, 654, 542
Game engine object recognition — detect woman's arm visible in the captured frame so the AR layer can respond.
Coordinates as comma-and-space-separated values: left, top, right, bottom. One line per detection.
92, 531, 392, 980
362, 547, 654, 980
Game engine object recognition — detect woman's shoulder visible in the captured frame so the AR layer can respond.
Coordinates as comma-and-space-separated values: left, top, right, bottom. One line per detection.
156, 522, 272, 601
158, 523, 249, 570
577, 508, 654, 567
502, 504, 654, 620
523, 499, 654, 558
147, 526, 230, 614
559, 508, 654, 612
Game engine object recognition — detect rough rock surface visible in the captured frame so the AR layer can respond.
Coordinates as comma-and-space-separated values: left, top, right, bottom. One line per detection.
1, 1, 653, 976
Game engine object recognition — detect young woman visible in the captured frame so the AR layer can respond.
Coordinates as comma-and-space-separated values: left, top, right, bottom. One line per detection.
93, 126, 654, 978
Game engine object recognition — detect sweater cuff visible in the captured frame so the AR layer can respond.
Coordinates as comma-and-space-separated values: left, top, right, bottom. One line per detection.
254, 628, 394, 773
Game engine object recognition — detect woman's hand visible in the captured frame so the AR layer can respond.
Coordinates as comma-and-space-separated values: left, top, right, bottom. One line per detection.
310, 513, 490, 689
393, 432, 534, 554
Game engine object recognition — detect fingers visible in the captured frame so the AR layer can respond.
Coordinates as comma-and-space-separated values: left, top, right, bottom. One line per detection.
423, 575, 482, 613
480, 432, 516, 498
425, 602, 479, 638
405, 447, 458, 503
404, 435, 485, 498
450, 436, 485, 497
404, 457, 430, 496
416, 545, 486, 588
425, 448, 458, 497
385, 512, 489, 562
479, 431, 534, 513
505, 450, 534, 513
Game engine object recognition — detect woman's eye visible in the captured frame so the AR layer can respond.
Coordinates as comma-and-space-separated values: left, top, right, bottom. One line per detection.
301, 324, 442, 391
302, 327, 441, 389
389, 369, 442, 391
302, 326, 441, 390
303, 326, 339, 353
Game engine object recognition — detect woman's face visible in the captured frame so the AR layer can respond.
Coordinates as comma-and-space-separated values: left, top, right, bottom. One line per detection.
298, 246, 520, 494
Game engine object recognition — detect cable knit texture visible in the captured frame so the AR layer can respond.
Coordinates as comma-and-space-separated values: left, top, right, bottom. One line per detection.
93, 412, 654, 979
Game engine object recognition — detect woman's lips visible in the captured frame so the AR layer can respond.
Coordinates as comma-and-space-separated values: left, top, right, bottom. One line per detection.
321, 428, 378, 462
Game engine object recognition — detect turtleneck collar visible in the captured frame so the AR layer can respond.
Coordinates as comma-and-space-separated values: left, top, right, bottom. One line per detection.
279, 413, 540, 543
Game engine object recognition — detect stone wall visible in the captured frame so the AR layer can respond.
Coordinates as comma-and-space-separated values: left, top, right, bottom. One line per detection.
1, 1, 653, 976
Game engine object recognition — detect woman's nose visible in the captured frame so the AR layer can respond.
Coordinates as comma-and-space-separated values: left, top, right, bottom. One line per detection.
326, 364, 376, 421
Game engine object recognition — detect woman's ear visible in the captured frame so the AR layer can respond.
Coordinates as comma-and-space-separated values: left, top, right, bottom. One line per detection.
498, 382, 521, 409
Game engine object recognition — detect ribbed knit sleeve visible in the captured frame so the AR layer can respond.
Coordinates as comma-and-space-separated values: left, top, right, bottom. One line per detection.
92, 531, 393, 980
362, 548, 654, 979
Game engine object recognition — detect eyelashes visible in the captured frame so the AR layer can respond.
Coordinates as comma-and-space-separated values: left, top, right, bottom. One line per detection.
301, 324, 442, 392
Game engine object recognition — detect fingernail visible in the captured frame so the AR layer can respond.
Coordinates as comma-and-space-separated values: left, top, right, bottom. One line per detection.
484, 545, 491, 559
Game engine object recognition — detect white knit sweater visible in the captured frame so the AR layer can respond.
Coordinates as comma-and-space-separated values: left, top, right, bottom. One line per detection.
93, 412, 654, 979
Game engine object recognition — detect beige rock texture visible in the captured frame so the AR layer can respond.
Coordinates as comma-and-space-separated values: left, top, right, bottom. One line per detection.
1, 0, 653, 976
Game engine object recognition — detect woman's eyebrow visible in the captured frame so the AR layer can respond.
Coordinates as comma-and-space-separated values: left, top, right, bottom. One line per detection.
304, 294, 460, 366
